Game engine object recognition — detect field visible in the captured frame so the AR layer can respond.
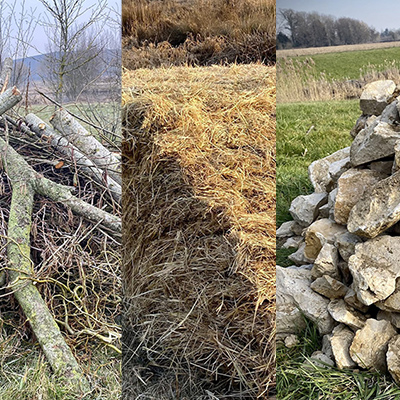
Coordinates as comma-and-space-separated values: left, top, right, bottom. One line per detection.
277, 40, 400, 58
277, 46, 400, 103
122, 0, 275, 69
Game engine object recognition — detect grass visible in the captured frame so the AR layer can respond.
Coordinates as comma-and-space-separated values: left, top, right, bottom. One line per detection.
277, 319, 400, 400
122, 0, 275, 68
0, 338, 120, 399
276, 100, 358, 226
277, 47, 400, 103
277, 40, 400, 58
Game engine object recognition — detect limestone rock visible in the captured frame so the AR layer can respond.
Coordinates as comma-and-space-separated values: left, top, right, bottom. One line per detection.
289, 192, 328, 227
381, 100, 400, 125
322, 334, 334, 360
288, 242, 314, 266
328, 299, 366, 330
377, 310, 400, 329
348, 170, 400, 238
308, 147, 350, 193
350, 115, 377, 138
334, 168, 386, 225
376, 281, 400, 312
327, 188, 337, 220
311, 243, 340, 280
344, 289, 369, 313
329, 157, 351, 183
348, 236, 400, 305
393, 140, 400, 173
387, 335, 400, 385
304, 219, 347, 260
311, 275, 348, 299
350, 121, 400, 167
334, 231, 363, 262
359, 80, 396, 116
369, 160, 394, 175
282, 236, 303, 250
276, 265, 335, 335
330, 324, 357, 369
277, 220, 298, 238
318, 203, 330, 219
303, 351, 335, 369
284, 334, 299, 348
350, 318, 396, 371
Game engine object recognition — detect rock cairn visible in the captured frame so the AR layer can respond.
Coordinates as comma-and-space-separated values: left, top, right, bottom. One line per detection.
277, 80, 400, 381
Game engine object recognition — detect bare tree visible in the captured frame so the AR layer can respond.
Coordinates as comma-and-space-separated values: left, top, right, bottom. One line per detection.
39, 0, 108, 103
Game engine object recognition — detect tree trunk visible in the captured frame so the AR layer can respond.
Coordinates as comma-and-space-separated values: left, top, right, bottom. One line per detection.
50, 109, 121, 185
25, 113, 121, 204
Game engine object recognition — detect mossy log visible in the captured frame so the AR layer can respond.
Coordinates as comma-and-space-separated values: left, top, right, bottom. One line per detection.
25, 113, 121, 203
7, 180, 90, 392
50, 109, 121, 185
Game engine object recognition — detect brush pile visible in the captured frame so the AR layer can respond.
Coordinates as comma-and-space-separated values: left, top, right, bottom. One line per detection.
0, 61, 121, 387
122, 64, 276, 398
278, 80, 400, 382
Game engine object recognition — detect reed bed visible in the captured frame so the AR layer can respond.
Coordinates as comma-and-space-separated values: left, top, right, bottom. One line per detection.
122, 0, 276, 69
277, 58, 400, 103
122, 64, 276, 398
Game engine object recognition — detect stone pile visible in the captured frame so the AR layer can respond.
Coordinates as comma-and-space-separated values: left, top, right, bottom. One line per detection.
277, 80, 400, 381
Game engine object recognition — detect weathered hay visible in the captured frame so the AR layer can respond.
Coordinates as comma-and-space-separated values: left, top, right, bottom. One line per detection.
122, 64, 276, 397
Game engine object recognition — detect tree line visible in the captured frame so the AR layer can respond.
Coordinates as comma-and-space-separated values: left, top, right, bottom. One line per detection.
278, 9, 380, 49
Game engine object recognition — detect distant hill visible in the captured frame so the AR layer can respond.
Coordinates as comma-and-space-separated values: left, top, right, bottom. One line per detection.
14, 49, 120, 82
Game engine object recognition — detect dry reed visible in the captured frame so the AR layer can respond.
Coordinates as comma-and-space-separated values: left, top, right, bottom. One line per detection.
122, 0, 276, 69
277, 58, 400, 103
122, 64, 276, 398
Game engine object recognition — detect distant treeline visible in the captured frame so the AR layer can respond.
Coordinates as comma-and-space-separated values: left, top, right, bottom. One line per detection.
277, 9, 397, 49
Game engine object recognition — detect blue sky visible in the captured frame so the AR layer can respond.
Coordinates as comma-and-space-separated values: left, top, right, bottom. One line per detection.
277, 0, 400, 32
11, 0, 121, 57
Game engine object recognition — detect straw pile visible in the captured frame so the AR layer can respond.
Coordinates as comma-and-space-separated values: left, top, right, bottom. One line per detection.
122, 64, 276, 397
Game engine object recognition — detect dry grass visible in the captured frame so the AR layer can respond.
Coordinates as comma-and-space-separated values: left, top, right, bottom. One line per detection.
122, 0, 275, 69
122, 64, 276, 398
277, 41, 400, 58
277, 58, 400, 103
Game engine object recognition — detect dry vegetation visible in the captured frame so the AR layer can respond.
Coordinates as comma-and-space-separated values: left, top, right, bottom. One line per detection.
122, 0, 275, 69
122, 64, 276, 398
277, 58, 400, 103
277, 40, 400, 58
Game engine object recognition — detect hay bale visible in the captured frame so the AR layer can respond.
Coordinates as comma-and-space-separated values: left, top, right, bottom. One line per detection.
122, 64, 276, 398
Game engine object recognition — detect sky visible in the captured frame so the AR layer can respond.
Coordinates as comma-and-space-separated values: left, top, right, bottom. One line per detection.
277, 0, 400, 32
10, 0, 121, 57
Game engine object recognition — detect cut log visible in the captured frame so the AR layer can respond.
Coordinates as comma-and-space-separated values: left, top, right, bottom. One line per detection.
0, 87, 22, 115
50, 109, 121, 185
25, 113, 121, 204
0, 135, 121, 234
7, 179, 90, 392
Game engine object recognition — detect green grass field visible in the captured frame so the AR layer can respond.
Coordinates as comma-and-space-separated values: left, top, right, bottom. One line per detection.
280, 47, 400, 81
276, 100, 358, 226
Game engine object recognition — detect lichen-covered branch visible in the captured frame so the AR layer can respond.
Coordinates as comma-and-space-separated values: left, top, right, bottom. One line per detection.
25, 113, 121, 203
7, 180, 90, 392
0, 136, 121, 234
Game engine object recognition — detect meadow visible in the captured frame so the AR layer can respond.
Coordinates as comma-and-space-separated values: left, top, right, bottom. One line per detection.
277, 46, 400, 103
